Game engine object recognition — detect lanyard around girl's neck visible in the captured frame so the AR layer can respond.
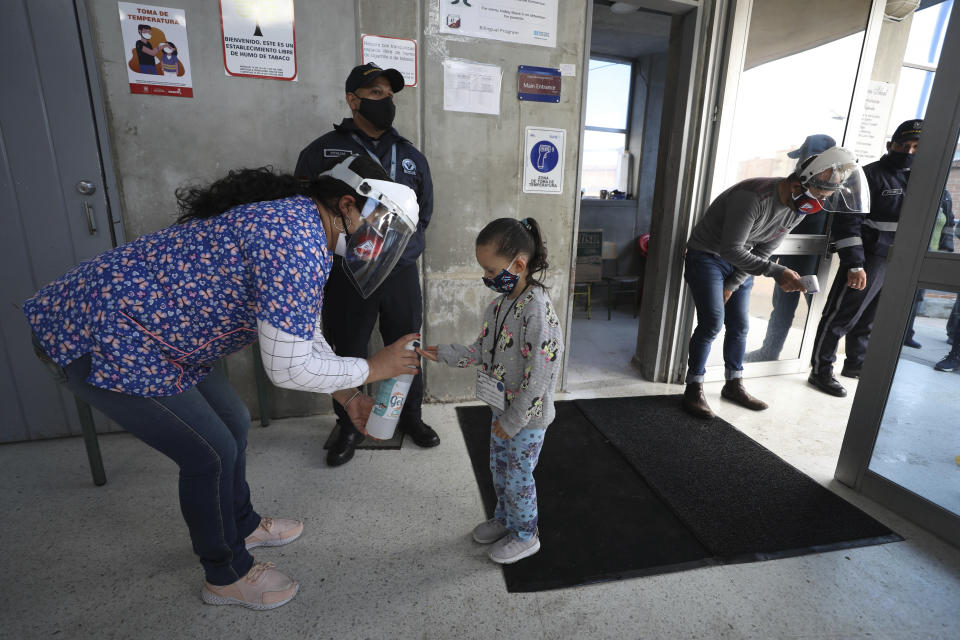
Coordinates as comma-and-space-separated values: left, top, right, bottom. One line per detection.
487, 284, 530, 368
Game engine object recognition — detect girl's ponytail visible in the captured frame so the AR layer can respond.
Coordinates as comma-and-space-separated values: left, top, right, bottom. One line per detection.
520, 217, 549, 289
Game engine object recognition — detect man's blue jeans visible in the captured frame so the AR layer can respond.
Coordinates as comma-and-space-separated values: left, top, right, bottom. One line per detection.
60, 354, 260, 586
684, 249, 754, 383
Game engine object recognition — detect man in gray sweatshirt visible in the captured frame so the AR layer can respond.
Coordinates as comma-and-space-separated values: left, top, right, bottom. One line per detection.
682, 148, 864, 419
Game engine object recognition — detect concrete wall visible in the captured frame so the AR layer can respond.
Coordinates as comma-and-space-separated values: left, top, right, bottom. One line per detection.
84, 0, 358, 417
419, 0, 587, 401
632, 52, 667, 248
82, 1, 588, 411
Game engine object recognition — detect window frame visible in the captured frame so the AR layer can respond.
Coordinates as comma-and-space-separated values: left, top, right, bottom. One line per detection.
581, 55, 636, 198
584, 54, 635, 140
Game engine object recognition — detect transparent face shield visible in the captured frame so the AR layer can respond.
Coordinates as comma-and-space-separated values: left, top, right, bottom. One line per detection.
804, 164, 870, 213
320, 156, 420, 299
341, 190, 416, 298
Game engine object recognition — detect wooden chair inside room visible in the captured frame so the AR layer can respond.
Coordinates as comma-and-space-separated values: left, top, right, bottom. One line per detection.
574, 229, 604, 319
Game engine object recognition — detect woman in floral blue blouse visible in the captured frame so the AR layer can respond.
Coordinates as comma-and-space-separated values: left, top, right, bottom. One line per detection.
24, 156, 420, 610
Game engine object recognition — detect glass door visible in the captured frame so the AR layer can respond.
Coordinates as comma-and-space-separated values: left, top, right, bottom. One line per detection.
836, 0, 960, 545
692, 0, 878, 382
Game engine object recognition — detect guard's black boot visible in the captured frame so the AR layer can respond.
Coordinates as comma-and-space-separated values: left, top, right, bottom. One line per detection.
840, 366, 861, 379
400, 417, 440, 447
808, 370, 847, 397
682, 383, 715, 419
326, 422, 364, 467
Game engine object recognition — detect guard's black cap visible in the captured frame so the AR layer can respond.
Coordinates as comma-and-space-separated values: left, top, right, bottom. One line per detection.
345, 63, 404, 94
787, 134, 836, 159
892, 119, 923, 143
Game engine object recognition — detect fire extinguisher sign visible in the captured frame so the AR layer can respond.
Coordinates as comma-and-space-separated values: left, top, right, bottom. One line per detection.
523, 127, 565, 194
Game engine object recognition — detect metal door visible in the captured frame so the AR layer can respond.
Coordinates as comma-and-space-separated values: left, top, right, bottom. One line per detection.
836, 0, 960, 547
0, 0, 121, 442
684, 0, 883, 382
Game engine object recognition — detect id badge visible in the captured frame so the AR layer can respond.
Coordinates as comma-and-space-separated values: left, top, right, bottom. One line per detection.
475, 370, 506, 411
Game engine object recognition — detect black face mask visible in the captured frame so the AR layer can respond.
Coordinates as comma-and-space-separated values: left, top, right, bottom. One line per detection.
357, 96, 396, 131
888, 149, 914, 170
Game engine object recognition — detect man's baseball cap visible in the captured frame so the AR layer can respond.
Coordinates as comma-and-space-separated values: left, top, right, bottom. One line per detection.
787, 134, 837, 159
892, 119, 923, 143
345, 63, 404, 94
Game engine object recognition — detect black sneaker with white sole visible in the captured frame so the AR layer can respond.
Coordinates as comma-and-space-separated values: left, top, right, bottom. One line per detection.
934, 353, 960, 372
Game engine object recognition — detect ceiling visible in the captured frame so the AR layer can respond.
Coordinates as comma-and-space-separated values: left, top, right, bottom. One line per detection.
591, 2, 674, 59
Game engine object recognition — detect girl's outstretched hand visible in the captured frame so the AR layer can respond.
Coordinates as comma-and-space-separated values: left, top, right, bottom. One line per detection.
492, 420, 510, 440
417, 345, 439, 362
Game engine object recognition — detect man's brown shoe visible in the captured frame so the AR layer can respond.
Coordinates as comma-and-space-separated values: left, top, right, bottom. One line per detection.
682, 383, 715, 419
202, 562, 299, 610
721, 379, 768, 411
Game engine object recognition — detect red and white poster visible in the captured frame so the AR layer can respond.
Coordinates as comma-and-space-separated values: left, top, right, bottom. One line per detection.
119, 2, 193, 98
219, 0, 297, 81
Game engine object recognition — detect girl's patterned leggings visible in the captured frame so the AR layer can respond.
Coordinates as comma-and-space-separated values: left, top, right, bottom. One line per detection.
490, 417, 547, 542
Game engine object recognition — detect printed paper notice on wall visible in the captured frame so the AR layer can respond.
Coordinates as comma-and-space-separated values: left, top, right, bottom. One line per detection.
440, 0, 558, 48
219, 0, 297, 81
442, 59, 502, 116
119, 2, 193, 97
849, 80, 895, 164
362, 35, 417, 87
523, 127, 565, 194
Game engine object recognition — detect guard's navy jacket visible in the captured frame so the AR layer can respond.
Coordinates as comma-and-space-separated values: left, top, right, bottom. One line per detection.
832, 153, 910, 269
295, 118, 433, 267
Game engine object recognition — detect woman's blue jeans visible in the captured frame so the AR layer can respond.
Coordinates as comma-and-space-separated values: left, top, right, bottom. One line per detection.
684, 249, 754, 383
60, 354, 259, 586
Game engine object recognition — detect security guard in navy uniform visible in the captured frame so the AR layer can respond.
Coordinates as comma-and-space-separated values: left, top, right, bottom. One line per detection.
809, 119, 923, 397
295, 63, 439, 465
904, 189, 955, 347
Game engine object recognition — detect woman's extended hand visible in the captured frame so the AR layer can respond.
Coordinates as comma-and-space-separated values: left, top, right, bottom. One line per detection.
366, 332, 421, 383
492, 420, 511, 440
332, 388, 374, 434
417, 345, 439, 362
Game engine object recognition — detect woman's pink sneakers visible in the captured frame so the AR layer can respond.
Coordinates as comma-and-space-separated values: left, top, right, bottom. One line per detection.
202, 561, 299, 610
244, 517, 304, 550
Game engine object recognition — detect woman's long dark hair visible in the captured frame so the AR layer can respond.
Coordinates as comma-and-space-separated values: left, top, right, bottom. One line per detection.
175, 156, 389, 223
476, 217, 549, 289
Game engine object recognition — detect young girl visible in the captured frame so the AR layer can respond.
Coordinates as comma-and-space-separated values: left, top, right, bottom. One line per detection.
420, 217, 564, 564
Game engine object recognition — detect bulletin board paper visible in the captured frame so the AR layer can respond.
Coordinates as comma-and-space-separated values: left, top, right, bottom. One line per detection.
442, 59, 502, 116
362, 34, 418, 87
849, 80, 895, 164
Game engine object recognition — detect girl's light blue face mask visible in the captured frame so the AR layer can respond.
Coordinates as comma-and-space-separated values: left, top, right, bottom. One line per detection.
482, 258, 519, 294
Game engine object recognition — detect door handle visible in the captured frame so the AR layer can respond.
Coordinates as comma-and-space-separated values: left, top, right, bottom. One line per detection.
82, 202, 97, 235
76, 180, 97, 195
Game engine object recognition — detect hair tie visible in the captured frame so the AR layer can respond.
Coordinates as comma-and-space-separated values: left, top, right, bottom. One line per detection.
520, 218, 532, 231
